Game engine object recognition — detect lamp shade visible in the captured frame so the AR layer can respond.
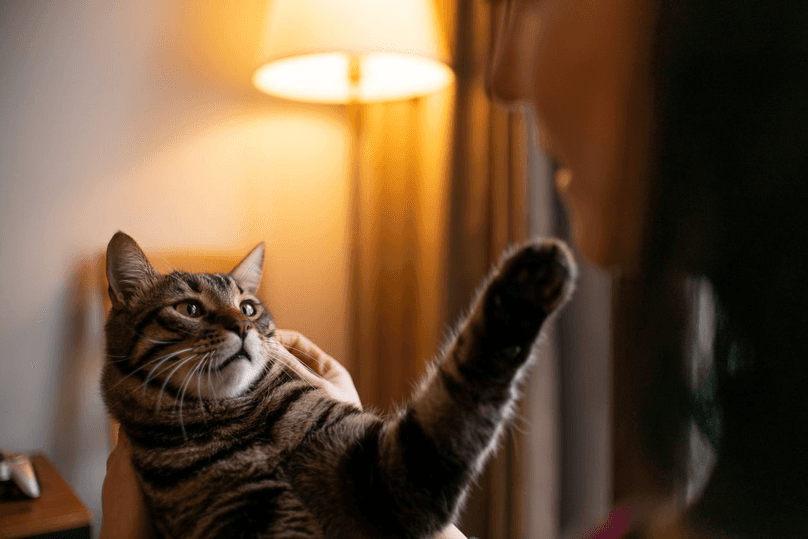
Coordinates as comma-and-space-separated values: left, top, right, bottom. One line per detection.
253, 0, 454, 103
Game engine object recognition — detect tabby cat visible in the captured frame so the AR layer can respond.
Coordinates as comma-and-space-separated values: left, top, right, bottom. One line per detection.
102, 231, 575, 539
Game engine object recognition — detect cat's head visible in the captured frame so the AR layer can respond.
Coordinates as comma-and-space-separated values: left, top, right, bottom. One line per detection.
104, 231, 278, 401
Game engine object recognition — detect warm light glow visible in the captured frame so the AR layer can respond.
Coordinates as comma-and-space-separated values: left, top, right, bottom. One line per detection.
253, 52, 453, 104
253, 0, 453, 104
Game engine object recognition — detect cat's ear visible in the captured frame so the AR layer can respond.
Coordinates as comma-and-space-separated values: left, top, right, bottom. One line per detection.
230, 243, 264, 294
105, 232, 158, 309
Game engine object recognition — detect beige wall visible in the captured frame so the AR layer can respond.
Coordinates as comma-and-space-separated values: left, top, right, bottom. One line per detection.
0, 2, 353, 531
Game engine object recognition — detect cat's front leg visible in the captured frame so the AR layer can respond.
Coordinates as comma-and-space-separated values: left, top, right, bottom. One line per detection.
456, 239, 576, 388
407, 239, 576, 469
346, 240, 575, 538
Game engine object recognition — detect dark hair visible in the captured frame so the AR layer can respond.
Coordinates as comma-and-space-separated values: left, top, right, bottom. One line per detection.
626, 0, 808, 533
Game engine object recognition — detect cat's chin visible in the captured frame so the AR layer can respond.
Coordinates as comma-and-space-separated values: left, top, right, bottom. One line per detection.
196, 358, 269, 400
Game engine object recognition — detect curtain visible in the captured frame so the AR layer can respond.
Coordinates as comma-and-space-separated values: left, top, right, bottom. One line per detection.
345, 91, 454, 409
444, 0, 532, 536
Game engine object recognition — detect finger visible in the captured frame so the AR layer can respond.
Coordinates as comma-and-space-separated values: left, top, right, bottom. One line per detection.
273, 342, 322, 381
106, 431, 130, 473
101, 432, 157, 539
272, 339, 362, 407
271, 342, 343, 398
116, 431, 131, 449
110, 420, 120, 449
319, 360, 362, 408
275, 329, 351, 385
275, 330, 362, 408
275, 329, 329, 375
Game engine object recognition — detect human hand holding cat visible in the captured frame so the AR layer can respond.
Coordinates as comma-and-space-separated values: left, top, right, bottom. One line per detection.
275, 329, 362, 409
100, 430, 156, 539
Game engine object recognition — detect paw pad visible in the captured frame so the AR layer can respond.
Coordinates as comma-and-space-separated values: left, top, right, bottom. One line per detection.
485, 239, 576, 345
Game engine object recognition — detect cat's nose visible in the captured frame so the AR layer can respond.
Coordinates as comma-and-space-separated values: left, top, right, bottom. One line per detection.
223, 316, 252, 339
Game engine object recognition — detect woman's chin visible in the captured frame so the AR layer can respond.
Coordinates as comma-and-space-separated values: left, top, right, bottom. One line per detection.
556, 172, 636, 270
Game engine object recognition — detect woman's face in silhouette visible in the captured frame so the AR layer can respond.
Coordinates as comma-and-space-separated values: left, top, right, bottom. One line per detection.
488, 0, 657, 268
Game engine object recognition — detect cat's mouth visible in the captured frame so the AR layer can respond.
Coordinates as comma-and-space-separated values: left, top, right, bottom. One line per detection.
215, 350, 251, 372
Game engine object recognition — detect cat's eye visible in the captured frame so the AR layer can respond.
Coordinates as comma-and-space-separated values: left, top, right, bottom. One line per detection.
175, 301, 203, 318
240, 301, 257, 317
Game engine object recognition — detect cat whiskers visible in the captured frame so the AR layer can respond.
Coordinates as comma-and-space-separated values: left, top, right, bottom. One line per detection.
268, 342, 319, 389
107, 347, 193, 392
156, 353, 200, 411
140, 347, 196, 396
207, 353, 218, 400
260, 342, 300, 387
275, 342, 328, 379
275, 341, 326, 367
277, 363, 301, 386
140, 336, 185, 345
176, 356, 207, 439
196, 352, 213, 408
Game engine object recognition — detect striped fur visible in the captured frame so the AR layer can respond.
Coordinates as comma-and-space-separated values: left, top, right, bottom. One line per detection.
102, 232, 576, 539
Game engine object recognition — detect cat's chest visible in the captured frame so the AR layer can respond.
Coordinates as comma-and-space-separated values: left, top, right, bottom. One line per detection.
138, 395, 327, 475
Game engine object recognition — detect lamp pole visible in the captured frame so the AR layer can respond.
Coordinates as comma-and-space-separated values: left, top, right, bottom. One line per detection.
346, 56, 366, 396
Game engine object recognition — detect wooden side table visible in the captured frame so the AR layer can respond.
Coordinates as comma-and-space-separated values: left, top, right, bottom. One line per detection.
0, 455, 91, 539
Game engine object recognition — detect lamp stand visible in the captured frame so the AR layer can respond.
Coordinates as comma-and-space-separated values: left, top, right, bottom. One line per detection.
345, 60, 366, 399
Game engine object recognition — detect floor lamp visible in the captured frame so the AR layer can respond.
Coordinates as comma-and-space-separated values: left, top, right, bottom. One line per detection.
252, 0, 454, 384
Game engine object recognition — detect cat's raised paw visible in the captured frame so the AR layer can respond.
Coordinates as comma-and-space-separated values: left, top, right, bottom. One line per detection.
485, 240, 576, 342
